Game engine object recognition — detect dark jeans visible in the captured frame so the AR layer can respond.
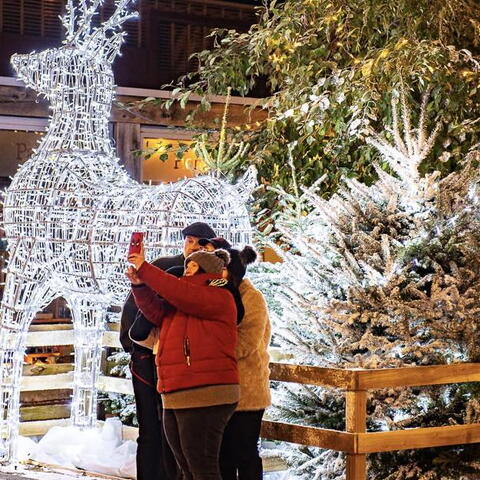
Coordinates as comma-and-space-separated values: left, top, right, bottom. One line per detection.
130, 350, 177, 480
220, 410, 265, 480
163, 403, 237, 480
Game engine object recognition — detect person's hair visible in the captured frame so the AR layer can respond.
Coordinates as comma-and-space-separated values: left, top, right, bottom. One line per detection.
185, 259, 206, 275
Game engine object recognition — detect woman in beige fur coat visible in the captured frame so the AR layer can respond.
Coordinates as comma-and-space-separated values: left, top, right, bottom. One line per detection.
201, 242, 271, 480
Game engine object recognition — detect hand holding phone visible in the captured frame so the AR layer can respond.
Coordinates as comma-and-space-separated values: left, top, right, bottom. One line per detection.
128, 232, 145, 270
129, 232, 144, 256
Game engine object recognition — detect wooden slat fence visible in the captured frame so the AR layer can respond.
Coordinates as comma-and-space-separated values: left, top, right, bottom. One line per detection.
21, 325, 480, 479
264, 362, 480, 479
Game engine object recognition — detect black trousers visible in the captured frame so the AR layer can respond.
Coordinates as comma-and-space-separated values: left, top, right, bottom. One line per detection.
163, 403, 237, 480
219, 410, 265, 480
130, 350, 177, 480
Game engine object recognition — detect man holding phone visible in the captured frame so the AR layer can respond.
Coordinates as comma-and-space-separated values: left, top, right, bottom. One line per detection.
120, 222, 216, 480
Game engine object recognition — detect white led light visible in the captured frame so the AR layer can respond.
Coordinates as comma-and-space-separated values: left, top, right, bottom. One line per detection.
0, 0, 254, 462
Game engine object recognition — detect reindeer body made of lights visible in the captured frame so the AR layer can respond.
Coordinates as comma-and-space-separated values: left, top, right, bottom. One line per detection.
0, 0, 254, 461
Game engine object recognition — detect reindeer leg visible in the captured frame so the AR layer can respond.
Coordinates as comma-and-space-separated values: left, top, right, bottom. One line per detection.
68, 298, 107, 428
0, 269, 54, 463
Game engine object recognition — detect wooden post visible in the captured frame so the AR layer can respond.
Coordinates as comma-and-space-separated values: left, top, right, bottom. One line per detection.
346, 389, 367, 480
115, 123, 142, 181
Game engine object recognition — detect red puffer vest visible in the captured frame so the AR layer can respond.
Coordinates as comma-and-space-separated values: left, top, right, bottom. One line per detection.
132, 262, 239, 394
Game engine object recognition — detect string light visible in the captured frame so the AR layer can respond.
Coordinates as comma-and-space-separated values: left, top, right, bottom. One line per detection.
0, 0, 254, 462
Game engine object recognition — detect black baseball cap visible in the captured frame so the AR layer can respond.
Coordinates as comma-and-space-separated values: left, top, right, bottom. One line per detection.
198, 237, 232, 250
181, 222, 216, 239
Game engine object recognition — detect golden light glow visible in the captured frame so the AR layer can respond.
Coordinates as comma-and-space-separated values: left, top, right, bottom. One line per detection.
143, 138, 207, 184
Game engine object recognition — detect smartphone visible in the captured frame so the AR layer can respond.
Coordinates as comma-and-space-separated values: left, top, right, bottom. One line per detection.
129, 232, 144, 256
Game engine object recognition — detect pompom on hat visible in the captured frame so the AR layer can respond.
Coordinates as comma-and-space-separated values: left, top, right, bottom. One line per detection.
228, 246, 257, 286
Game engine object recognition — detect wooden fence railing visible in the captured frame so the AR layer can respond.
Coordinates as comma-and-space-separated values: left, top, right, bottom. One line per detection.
262, 362, 480, 480
22, 325, 480, 480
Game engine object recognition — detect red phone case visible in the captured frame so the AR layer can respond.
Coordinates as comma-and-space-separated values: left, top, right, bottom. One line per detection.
129, 232, 144, 255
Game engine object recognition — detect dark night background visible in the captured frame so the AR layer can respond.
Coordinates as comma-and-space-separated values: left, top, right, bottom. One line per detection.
0, 0, 262, 89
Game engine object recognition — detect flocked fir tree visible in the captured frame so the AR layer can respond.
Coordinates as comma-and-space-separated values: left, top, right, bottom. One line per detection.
99, 351, 137, 427
255, 85, 480, 480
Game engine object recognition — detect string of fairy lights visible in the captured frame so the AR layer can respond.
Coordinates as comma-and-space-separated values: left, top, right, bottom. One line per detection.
0, 0, 254, 462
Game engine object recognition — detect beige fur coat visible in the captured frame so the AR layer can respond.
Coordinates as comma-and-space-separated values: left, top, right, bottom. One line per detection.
237, 278, 272, 411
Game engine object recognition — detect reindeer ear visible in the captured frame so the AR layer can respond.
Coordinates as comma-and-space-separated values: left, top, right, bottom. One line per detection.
234, 166, 257, 203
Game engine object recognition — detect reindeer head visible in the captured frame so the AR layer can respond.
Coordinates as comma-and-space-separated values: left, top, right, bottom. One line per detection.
11, 0, 137, 98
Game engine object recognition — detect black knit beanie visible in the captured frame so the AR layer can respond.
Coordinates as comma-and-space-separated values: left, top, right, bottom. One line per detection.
227, 246, 257, 287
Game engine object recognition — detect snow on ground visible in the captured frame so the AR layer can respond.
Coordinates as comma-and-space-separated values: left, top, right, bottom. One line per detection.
16, 419, 135, 479
7, 418, 290, 479
0, 463, 121, 480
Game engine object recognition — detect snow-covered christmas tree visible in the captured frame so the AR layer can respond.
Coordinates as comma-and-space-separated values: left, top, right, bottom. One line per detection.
260, 86, 480, 480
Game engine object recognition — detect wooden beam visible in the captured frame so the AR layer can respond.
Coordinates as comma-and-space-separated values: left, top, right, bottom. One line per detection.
107, 322, 120, 332
20, 404, 70, 422
26, 329, 74, 347
20, 373, 72, 391
1, 76, 262, 106
29, 324, 73, 332
19, 418, 70, 436
356, 363, 480, 390
97, 375, 133, 395
114, 95, 266, 128
26, 326, 120, 348
261, 420, 355, 453
268, 363, 480, 390
115, 123, 142, 180
269, 363, 357, 389
0, 85, 267, 129
102, 331, 122, 349
121, 424, 138, 441
346, 391, 367, 434
24, 460, 128, 480
357, 423, 480, 453
23, 363, 73, 376
345, 390, 367, 480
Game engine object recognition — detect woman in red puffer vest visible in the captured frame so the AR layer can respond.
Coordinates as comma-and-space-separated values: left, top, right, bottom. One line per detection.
127, 247, 239, 480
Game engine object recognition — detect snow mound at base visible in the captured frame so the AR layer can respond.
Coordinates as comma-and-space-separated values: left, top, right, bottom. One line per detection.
18, 418, 136, 479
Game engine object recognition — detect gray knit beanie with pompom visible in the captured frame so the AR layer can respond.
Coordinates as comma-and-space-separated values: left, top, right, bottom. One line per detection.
185, 249, 230, 274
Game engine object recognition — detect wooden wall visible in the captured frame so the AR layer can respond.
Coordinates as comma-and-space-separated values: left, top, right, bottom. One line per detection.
0, 81, 266, 180
0, 0, 259, 89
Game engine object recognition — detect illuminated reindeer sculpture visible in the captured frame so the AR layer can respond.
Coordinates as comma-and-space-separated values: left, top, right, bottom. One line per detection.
0, 0, 254, 461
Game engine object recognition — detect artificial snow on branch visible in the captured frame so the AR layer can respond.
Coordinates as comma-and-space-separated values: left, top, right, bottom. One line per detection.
366, 85, 442, 202
255, 86, 480, 479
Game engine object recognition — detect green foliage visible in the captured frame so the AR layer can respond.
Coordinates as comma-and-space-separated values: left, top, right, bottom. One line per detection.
191, 89, 250, 177
99, 351, 137, 427
168, 0, 480, 212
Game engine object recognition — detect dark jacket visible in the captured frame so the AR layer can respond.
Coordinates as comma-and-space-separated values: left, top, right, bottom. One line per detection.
132, 262, 239, 393
120, 254, 184, 353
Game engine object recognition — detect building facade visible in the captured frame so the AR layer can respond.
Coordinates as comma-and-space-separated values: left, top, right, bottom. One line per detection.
0, 0, 265, 186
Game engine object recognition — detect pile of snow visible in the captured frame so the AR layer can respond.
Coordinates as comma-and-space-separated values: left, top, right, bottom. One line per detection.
17, 418, 136, 479
264, 473, 290, 480
16, 419, 290, 479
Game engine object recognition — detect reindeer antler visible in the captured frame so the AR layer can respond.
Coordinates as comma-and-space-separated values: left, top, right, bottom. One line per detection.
61, 0, 138, 60
87, 0, 138, 59
62, 0, 78, 43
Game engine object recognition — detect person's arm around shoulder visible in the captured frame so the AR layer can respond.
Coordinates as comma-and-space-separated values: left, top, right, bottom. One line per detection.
237, 285, 270, 360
